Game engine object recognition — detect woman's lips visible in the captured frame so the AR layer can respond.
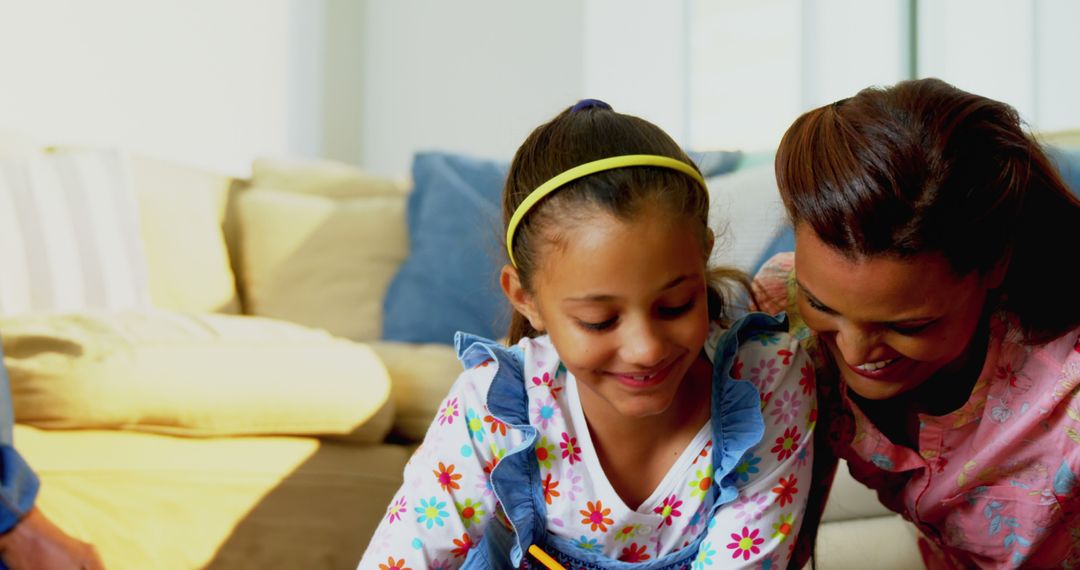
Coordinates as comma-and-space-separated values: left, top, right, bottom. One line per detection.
845, 356, 905, 380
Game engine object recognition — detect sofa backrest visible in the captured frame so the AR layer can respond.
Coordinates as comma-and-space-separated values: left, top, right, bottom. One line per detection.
0, 132, 245, 316
127, 153, 245, 314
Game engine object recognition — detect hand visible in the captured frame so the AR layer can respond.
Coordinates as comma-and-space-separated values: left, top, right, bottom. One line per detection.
0, 507, 104, 570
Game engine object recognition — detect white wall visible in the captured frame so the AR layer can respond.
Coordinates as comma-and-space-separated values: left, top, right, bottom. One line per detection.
686, 0, 907, 151
1034, 0, 1080, 132
358, 1, 585, 177
582, 0, 690, 143
918, 0, 1080, 132
918, 0, 1036, 121
0, 0, 327, 176
3, 1, 1078, 178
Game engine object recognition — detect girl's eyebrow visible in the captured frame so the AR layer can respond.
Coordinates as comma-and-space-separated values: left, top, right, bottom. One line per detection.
564, 275, 694, 303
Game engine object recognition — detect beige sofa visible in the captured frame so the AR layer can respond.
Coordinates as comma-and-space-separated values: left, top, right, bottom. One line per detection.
0, 138, 923, 569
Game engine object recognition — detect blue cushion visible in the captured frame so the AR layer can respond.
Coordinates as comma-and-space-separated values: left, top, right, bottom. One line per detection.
1048, 145, 1080, 198
381, 149, 743, 345
381, 152, 508, 344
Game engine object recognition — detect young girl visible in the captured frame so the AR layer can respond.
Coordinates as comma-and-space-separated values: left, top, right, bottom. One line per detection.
360, 100, 817, 569
754, 78, 1080, 568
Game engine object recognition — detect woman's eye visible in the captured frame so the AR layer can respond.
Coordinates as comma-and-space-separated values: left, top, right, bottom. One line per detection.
578, 317, 617, 332
658, 299, 695, 318
890, 321, 935, 336
805, 296, 833, 314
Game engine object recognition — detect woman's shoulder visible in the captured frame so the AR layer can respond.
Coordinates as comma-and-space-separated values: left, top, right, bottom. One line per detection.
1002, 320, 1080, 397
1032, 322, 1080, 362
751, 252, 795, 315
994, 315, 1080, 369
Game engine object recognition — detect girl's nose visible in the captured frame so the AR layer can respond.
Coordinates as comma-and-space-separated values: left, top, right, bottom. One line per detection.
621, 319, 667, 368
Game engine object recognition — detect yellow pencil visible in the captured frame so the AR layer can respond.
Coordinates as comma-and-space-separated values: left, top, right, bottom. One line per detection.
527, 544, 567, 570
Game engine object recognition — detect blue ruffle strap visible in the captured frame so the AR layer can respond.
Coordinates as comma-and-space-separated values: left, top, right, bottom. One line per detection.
454, 332, 545, 568
709, 312, 788, 507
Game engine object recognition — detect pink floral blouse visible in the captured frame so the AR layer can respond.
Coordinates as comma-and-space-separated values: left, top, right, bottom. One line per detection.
754, 252, 1080, 569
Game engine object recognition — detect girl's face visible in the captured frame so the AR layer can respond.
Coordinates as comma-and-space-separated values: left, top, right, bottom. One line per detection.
793, 225, 1001, 401
505, 209, 712, 421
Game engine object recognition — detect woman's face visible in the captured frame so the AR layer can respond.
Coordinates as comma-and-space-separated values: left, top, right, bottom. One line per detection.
505, 209, 712, 421
793, 225, 1001, 401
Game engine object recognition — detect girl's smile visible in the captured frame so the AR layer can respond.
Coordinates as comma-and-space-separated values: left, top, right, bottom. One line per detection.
602, 355, 680, 389
506, 207, 713, 423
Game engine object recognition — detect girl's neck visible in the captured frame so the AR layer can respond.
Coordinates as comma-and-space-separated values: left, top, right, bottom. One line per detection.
579, 352, 713, 509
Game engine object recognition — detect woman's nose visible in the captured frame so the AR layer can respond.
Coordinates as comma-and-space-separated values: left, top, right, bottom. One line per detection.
833, 322, 877, 365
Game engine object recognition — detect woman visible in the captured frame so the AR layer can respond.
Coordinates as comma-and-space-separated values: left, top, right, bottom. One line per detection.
754, 78, 1080, 568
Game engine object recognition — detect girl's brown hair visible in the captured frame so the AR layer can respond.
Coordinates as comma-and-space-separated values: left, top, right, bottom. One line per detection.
503, 103, 748, 344
776, 78, 1080, 343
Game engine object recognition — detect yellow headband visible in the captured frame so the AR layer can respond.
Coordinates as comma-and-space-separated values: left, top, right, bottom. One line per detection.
505, 154, 707, 267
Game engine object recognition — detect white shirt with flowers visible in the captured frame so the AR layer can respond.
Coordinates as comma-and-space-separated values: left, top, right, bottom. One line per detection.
360, 323, 815, 569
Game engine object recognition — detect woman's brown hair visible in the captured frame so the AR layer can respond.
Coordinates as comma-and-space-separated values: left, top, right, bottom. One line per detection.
776, 78, 1080, 343
503, 102, 749, 344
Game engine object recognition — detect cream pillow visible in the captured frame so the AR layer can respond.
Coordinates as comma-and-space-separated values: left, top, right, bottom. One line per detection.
238, 162, 409, 342
128, 155, 242, 313
2, 310, 392, 443
252, 156, 405, 199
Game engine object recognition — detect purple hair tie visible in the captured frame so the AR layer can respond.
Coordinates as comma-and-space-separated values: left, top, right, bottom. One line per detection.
570, 99, 613, 113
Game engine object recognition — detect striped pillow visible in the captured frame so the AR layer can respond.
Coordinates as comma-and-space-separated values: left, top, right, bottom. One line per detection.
0, 150, 151, 315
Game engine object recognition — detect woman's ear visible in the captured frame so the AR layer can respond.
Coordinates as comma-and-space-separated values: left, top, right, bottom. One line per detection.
704, 228, 715, 260
500, 264, 545, 332
986, 249, 1012, 289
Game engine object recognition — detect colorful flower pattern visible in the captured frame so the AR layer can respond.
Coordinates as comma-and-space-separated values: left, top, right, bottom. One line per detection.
771, 475, 798, 508
581, 500, 614, 533
618, 542, 651, 562
433, 462, 461, 492
654, 494, 684, 527
727, 526, 764, 560
535, 436, 557, 470
689, 465, 713, 500
455, 498, 485, 528
386, 496, 407, 524
360, 327, 815, 568
771, 426, 800, 461
560, 432, 582, 465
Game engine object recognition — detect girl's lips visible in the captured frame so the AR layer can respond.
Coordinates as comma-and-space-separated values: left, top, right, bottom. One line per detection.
605, 358, 678, 389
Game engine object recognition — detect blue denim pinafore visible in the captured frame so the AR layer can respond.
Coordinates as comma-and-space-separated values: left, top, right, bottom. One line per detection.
455, 313, 786, 569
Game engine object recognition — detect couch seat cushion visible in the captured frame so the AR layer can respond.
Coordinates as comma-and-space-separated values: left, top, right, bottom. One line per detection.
16, 425, 409, 569
368, 340, 462, 442
2, 310, 392, 442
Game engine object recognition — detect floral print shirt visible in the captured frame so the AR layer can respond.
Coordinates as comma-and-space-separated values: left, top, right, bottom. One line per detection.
754, 252, 1080, 569
359, 323, 816, 569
